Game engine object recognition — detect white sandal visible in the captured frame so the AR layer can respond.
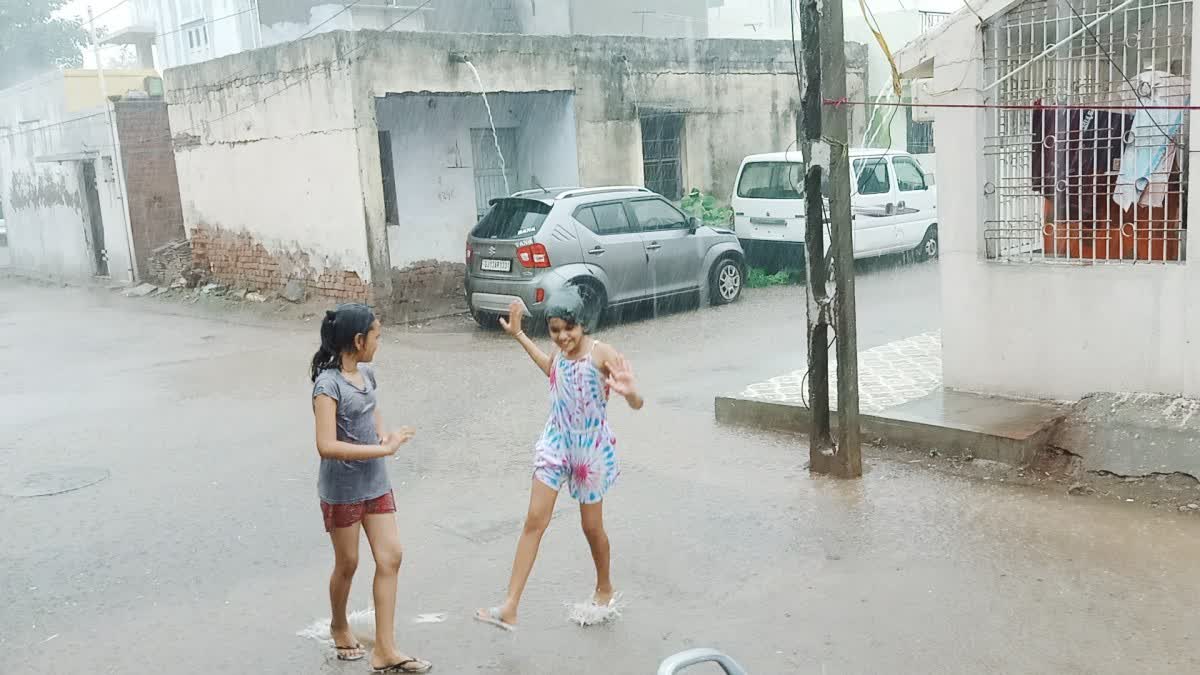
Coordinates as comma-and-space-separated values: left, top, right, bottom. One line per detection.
473, 606, 517, 632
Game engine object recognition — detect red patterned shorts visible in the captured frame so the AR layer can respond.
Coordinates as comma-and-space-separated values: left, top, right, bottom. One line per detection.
321, 491, 396, 532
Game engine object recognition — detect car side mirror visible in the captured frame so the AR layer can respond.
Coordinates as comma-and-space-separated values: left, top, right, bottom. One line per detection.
688, 216, 701, 233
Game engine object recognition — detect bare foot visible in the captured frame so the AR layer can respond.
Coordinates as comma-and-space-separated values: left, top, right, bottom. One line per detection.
593, 586, 615, 606
330, 624, 364, 661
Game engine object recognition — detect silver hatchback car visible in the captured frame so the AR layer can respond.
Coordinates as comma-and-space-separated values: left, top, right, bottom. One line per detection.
465, 186, 746, 330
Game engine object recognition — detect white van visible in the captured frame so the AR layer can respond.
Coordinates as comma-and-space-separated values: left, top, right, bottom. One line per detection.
730, 149, 938, 263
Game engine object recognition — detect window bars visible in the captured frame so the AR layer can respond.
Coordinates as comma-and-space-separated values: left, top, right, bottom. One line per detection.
983, 0, 1191, 263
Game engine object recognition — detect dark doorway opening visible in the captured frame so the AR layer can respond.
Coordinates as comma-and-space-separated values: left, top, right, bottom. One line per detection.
80, 160, 109, 277
378, 130, 399, 226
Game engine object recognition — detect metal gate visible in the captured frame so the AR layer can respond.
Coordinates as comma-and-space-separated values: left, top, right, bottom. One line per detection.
471, 127, 516, 217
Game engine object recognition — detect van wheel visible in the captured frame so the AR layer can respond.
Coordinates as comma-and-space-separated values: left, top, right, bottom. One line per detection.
710, 257, 744, 305
572, 280, 607, 332
917, 225, 939, 261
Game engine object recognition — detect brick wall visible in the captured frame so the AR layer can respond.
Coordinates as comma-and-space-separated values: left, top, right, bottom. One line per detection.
190, 224, 370, 302
114, 98, 186, 278
390, 259, 465, 303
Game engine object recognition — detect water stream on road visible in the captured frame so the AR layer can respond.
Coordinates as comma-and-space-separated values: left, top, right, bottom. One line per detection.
465, 61, 510, 196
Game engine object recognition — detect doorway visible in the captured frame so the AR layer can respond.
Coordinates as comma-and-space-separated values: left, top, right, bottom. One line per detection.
80, 160, 108, 277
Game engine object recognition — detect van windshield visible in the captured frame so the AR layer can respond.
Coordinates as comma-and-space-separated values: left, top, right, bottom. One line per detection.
471, 199, 552, 239
737, 161, 828, 200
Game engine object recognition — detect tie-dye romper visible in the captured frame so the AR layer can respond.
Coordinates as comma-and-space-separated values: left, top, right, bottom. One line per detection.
532, 342, 620, 504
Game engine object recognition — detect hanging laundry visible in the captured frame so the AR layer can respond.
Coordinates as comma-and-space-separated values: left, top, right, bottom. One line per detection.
1031, 101, 1132, 223
1112, 70, 1189, 211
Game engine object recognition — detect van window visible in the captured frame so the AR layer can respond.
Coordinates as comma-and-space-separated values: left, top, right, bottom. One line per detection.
893, 156, 928, 191
737, 162, 806, 200
472, 198, 552, 239
853, 157, 891, 195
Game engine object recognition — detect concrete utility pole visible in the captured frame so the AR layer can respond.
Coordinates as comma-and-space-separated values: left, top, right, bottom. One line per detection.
798, 0, 862, 478
798, 0, 833, 463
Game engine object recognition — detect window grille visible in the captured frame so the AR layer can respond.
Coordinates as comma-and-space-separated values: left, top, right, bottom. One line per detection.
983, 0, 1191, 263
641, 113, 685, 200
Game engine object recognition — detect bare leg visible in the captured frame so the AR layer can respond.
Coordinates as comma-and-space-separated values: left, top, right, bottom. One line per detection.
362, 512, 425, 670
328, 522, 364, 659
478, 478, 559, 626
580, 500, 614, 604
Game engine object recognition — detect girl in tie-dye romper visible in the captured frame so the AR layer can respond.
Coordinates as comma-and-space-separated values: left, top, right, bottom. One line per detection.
475, 286, 644, 632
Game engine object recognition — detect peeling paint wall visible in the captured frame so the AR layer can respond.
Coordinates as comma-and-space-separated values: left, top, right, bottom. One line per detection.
163, 33, 373, 298
0, 71, 134, 283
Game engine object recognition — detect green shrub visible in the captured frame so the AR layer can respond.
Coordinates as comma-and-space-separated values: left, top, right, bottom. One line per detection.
680, 188, 733, 228
746, 267, 797, 288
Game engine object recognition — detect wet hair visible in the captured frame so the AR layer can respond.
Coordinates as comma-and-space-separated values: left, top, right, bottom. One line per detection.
310, 303, 377, 381
544, 285, 585, 330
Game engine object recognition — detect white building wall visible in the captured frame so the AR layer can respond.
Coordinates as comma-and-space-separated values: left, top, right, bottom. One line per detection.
259, 4, 426, 45
898, 1, 1200, 401
0, 73, 134, 283
165, 35, 373, 283
376, 92, 580, 268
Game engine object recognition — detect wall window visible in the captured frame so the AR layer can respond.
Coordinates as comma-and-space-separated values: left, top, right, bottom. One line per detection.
184, 19, 209, 60
906, 105, 934, 154
640, 113, 684, 200
983, 0, 1189, 263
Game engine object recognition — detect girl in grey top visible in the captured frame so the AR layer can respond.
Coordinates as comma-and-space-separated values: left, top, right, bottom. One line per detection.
310, 303, 430, 673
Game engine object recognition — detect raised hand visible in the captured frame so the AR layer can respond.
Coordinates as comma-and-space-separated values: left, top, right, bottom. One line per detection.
605, 356, 638, 398
498, 300, 525, 337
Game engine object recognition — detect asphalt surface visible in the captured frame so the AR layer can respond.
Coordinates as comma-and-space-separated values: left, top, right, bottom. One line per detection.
3, 260, 1199, 674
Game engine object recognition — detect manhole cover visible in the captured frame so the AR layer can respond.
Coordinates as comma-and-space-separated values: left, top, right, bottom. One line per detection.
1, 467, 110, 497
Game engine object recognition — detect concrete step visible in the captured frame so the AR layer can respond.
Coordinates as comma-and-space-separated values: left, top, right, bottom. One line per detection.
716, 388, 1069, 466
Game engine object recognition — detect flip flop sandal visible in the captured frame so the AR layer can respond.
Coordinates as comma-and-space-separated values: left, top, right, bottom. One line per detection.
334, 643, 365, 661
372, 658, 433, 673
473, 606, 517, 632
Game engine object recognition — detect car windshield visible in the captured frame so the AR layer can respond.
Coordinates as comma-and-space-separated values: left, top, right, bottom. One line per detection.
471, 199, 552, 239
736, 161, 829, 199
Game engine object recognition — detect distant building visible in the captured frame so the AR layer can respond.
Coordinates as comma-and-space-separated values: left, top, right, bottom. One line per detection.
0, 70, 185, 283
162, 30, 867, 305
103, 0, 712, 71
709, 0, 948, 158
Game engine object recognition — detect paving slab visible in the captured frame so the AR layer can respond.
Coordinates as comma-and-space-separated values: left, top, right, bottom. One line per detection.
719, 331, 1067, 465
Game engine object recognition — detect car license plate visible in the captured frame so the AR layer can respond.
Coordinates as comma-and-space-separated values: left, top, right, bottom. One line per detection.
480, 258, 511, 272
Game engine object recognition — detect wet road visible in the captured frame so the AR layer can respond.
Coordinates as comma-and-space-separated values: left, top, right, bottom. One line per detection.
2, 263, 1198, 674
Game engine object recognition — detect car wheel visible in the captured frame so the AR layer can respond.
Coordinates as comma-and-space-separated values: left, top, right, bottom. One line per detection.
572, 280, 607, 332
917, 225, 939, 261
471, 309, 501, 330
710, 257, 744, 305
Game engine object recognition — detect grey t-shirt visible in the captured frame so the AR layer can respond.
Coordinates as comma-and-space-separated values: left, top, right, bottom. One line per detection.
312, 365, 392, 504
